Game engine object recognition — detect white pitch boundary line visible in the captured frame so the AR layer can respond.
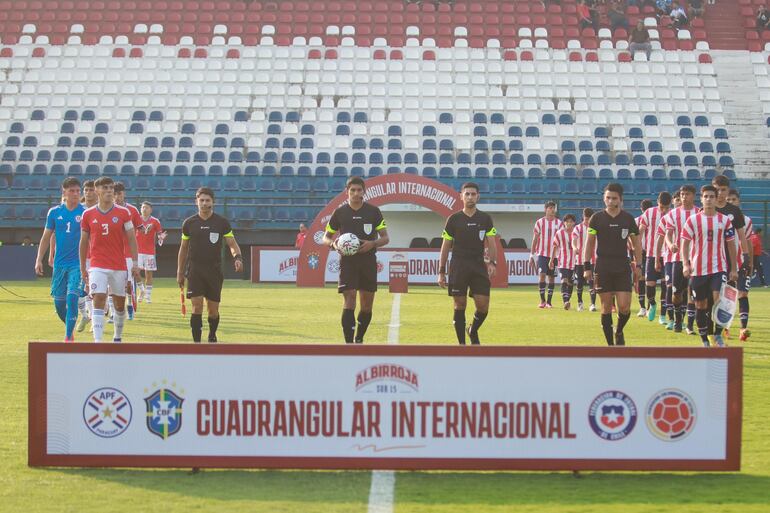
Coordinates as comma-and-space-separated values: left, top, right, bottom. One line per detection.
367, 293, 401, 513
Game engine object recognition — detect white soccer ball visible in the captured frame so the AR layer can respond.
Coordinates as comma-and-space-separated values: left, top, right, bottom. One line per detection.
336, 232, 360, 256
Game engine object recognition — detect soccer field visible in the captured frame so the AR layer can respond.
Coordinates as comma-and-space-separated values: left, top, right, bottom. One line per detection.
2, 279, 770, 512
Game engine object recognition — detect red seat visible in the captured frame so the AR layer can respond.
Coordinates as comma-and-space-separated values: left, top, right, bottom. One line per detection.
373, 49, 386, 59
32, 47, 46, 57
193, 48, 207, 58
618, 52, 631, 62
129, 47, 143, 58
389, 49, 403, 59
699, 53, 712, 63
569, 51, 582, 61
324, 48, 337, 59
111, 48, 125, 57
423, 50, 435, 60
520, 50, 533, 61
585, 51, 598, 62
308, 49, 322, 59
226, 48, 240, 59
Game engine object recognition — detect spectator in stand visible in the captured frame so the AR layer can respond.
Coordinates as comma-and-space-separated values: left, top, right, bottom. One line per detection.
608, 1, 630, 31
578, 0, 600, 32
757, 6, 770, 32
689, 0, 704, 18
629, 20, 653, 60
655, 0, 673, 16
295, 223, 308, 248
750, 228, 767, 287
669, 1, 689, 28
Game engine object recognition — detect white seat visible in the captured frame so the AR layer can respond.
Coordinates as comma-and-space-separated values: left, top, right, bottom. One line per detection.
454, 26, 467, 37
133, 24, 148, 34
518, 27, 532, 38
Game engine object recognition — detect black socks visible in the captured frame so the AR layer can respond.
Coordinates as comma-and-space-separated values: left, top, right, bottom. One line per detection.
453, 309, 466, 345
191, 313, 202, 343
342, 308, 356, 344
601, 313, 614, 346
208, 315, 219, 343
355, 311, 372, 344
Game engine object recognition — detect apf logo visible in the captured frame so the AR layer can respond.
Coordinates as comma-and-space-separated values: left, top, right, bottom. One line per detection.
83, 387, 132, 438
646, 389, 697, 441
587, 390, 637, 441
144, 381, 184, 440
355, 363, 419, 394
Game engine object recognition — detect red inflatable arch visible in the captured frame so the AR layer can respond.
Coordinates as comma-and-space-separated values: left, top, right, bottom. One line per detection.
296, 174, 507, 288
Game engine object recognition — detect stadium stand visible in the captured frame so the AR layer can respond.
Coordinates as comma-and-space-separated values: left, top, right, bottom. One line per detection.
0, 0, 768, 232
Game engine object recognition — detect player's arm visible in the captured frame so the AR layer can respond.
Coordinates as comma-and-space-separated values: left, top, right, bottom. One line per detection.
737, 226, 751, 273
35, 228, 54, 275
224, 231, 243, 273
79, 228, 90, 287
664, 222, 678, 253
583, 230, 597, 281
437, 234, 452, 288
681, 237, 692, 278
177, 237, 189, 288
549, 237, 559, 270
629, 232, 643, 281
48, 234, 56, 267
530, 229, 540, 262
125, 226, 140, 280
485, 227, 498, 278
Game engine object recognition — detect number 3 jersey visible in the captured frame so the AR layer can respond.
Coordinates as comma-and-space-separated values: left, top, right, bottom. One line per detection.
81, 204, 134, 271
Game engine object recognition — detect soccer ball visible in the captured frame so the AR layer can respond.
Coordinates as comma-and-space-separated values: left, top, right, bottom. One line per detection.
336, 233, 360, 256
647, 391, 696, 440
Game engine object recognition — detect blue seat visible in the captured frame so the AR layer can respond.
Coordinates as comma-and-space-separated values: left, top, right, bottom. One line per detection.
141, 151, 156, 162
492, 153, 506, 165
579, 154, 595, 166
387, 153, 402, 164
181, 123, 196, 134
528, 167, 543, 179
617, 168, 631, 180
388, 139, 402, 150
542, 113, 556, 125
509, 126, 523, 137
354, 112, 368, 123
61, 122, 75, 134
301, 124, 315, 135
229, 151, 243, 163
129, 123, 144, 134
679, 128, 693, 139
652, 168, 667, 180
509, 140, 524, 151
562, 154, 578, 166
89, 150, 104, 162
285, 112, 300, 123
492, 167, 508, 178
594, 127, 609, 138
439, 167, 454, 179
669, 169, 684, 180
422, 166, 437, 178
511, 182, 525, 194
545, 153, 560, 165
120, 165, 136, 176
677, 115, 691, 126
716, 142, 731, 153
650, 155, 665, 166
634, 168, 649, 179
474, 140, 489, 151
510, 154, 525, 165
561, 140, 576, 152
473, 113, 488, 124
629, 127, 643, 139
681, 142, 696, 153
528, 181, 544, 194
492, 181, 508, 194
719, 156, 734, 167
694, 115, 709, 127
599, 168, 614, 180
176, 150, 190, 163
525, 126, 540, 137
510, 167, 525, 179
234, 111, 249, 122
563, 167, 578, 179
559, 114, 574, 125
19, 150, 34, 162
714, 128, 728, 139
457, 167, 472, 179
686, 168, 701, 180
439, 113, 453, 124
634, 182, 651, 194
666, 155, 682, 167
368, 167, 382, 177
724, 169, 737, 180
370, 138, 384, 150
527, 154, 542, 165
632, 154, 648, 166
699, 142, 714, 153
458, 153, 471, 164
53, 150, 68, 162
261, 165, 277, 177
545, 168, 560, 179
704, 168, 717, 180
336, 125, 350, 136
683, 155, 698, 167
475, 167, 490, 179
615, 154, 630, 166
194, 151, 209, 163
156, 165, 170, 176
702, 155, 717, 167
388, 126, 402, 137
179, 137, 193, 148
56, 136, 71, 147
370, 153, 384, 164
582, 181, 598, 194
644, 115, 658, 126
95, 122, 109, 134
578, 140, 593, 152
491, 113, 504, 124
597, 154, 611, 166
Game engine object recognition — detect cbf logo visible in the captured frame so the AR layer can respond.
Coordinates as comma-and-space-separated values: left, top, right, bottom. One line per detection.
144, 381, 184, 440
83, 387, 132, 438
588, 390, 637, 441
646, 389, 696, 441
307, 251, 320, 270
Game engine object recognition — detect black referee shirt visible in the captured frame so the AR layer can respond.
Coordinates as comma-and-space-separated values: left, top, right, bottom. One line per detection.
442, 210, 497, 261
181, 213, 233, 271
326, 202, 386, 249
588, 210, 638, 271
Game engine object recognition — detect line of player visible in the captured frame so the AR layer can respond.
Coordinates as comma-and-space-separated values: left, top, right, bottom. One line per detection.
529, 175, 754, 347
35, 176, 166, 342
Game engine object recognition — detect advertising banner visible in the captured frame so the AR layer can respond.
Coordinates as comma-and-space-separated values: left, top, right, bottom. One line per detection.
29, 344, 742, 470
252, 248, 538, 284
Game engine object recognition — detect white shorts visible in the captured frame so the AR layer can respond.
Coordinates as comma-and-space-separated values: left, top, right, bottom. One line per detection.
138, 253, 157, 271
89, 268, 128, 297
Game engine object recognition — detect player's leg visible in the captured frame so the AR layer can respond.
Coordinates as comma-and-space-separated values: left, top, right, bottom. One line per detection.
559, 269, 572, 310
354, 291, 375, 344
691, 277, 711, 346
645, 257, 659, 321
663, 263, 674, 326
205, 299, 221, 343
614, 290, 632, 346
589, 276, 597, 311
341, 290, 357, 344
574, 265, 585, 310
754, 255, 767, 286
107, 270, 128, 342
189, 296, 205, 342
88, 269, 110, 343
671, 262, 686, 332
598, 290, 615, 346
64, 267, 81, 341
144, 270, 154, 303
737, 269, 751, 341
545, 268, 555, 308
448, 260, 469, 345
536, 256, 548, 307
466, 265, 491, 345
50, 267, 67, 325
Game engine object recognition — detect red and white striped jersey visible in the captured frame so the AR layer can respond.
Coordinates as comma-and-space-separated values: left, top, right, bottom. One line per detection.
573, 223, 596, 266
552, 227, 576, 270
736, 215, 754, 267
682, 212, 735, 276
532, 216, 563, 257
636, 214, 647, 252
655, 221, 673, 264
662, 206, 699, 262
638, 206, 666, 257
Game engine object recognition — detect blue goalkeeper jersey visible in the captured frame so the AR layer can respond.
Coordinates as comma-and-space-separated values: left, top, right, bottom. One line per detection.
45, 203, 85, 268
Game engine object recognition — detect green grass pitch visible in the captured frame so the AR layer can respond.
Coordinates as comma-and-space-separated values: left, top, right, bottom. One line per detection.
1, 279, 769, 512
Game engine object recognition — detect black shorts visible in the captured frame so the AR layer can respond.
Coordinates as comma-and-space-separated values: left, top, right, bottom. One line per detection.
664, 262, 674, 286
737, 269, 751, 292
671, 261, 688, 295
559, 268, 574, 282
594, 268, 632, 293
448, 258, 490, 297
186, 267, 224, 302
690, 272, 727, 301
645, 256, 662, 282
536, 255, 555, 277
338, 253, 378, 293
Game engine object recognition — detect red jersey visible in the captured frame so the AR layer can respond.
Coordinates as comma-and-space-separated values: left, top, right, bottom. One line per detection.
662, 206, 699, 263
750, 232, 763, 257
137, 216, 162, 255
81, 204, 134, 270
532, 216, 562, 258
635, 214, 647, 252
552, 227, 575, 270
681, 212, 735, 277
120, 203, 143, 258
638, 206, 666, 256
573, 223, 596, 266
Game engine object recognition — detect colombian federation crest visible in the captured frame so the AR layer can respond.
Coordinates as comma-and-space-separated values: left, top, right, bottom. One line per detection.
144, 386, 184, 440
646, 389, 696, 441
83, 387, 132, 438
588, 390, 637, 441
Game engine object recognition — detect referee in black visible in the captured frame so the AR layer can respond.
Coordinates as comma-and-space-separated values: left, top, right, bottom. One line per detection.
176, 187, 243, 343
438, 182, 498, 345
323, 176, 390, 344
583, 183, 643, 346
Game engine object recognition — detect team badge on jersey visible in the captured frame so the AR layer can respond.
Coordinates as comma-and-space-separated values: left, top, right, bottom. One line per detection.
76, 215, 82, 223
363, 223, 372, 235
144, 386, 184, 440
112, 216, 119, 224
478, 229, 485, 241
83, 387, 132, 438
209, 232, 219, 244
588, 390, 637, 441
621, 229, 629, 239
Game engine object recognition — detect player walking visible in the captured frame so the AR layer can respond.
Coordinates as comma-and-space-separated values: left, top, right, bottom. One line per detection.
113, 182, 143, 320
573, 208, 597, 312
177, 187, 243, 343
323, 177, 389, 344
34, 177, 85, 342
136, 201, 167, 304
530, 201, 562, 308
550, 214, 576, 310
583, 183, 643, 346
681, 185, 738, 347
635, 199, 653, 317
638, 191, 671, 324
726, 188, 753, 342
79, 176, 140, 343
438, 182, 498, 345
76, 179, 99, 332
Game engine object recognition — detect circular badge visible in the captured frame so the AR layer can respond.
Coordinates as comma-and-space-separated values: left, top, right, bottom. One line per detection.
313, 230, 325, 245
83, 387, 132, 438
588, 390, 637, 441
646, 389, 697, 441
